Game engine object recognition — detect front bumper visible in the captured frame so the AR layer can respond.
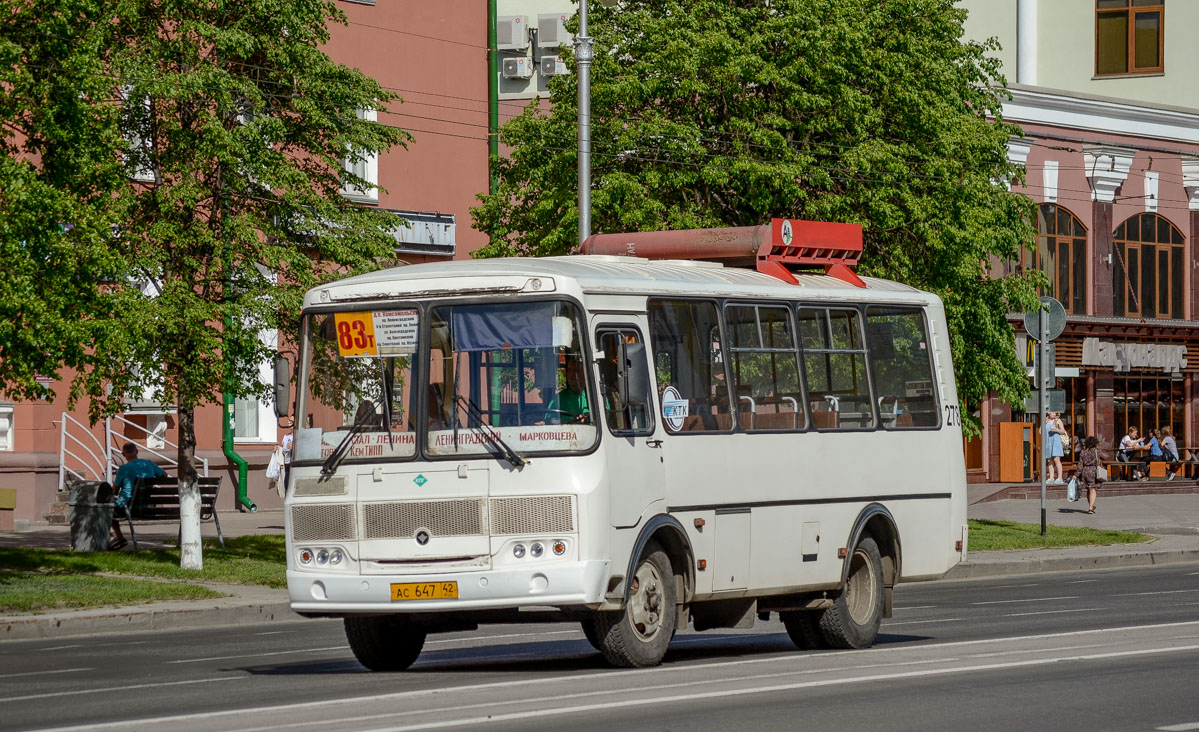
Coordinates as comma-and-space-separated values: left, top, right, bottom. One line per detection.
288, 559, 611, 614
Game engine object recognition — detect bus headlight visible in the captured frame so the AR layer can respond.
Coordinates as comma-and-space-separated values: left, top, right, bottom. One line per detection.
329, 548, 343, 565
315, 549, 330, 565
513, 543, 526, 559
530, 542, 545, 558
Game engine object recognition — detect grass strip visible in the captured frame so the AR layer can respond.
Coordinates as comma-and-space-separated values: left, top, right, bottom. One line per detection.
0, 573, 223, 614
968, 519, 1151, 551
0, 535, 286, 589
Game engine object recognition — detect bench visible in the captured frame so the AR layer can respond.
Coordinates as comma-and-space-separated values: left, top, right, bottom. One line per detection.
121, 477, 225, 550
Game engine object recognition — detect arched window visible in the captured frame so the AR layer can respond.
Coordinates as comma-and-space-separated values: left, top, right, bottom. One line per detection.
1113, 213, 1185, 319
1028, 204, 1087, 315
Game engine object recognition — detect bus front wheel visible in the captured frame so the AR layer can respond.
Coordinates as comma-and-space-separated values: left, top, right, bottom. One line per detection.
344, 615, 427, 671
819, 535, 885, 649
589, 542, 677, 667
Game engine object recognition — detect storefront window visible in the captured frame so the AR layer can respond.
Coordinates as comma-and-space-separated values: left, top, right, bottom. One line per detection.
1113, 213, 1185, 319
1112, 374, 1184, 447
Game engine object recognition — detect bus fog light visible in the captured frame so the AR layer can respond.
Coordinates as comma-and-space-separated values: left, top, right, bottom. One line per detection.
513, 543, 526, 558
316, 549, 329, 565
298, 548, 314, 565
551, 540, 566, 556
530, 542, 544, 558
329, 549, 344, 565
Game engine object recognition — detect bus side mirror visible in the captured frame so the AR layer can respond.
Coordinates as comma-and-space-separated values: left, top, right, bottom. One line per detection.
619, 342, 649, 406
273, 354, 291, 418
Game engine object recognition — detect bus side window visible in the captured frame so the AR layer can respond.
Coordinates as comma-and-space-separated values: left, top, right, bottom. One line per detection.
798, 307, 876, 430
866, 307, 941, 429
596, 329, 654, 435
648, 299, 733, 433
725, 303, 806, 431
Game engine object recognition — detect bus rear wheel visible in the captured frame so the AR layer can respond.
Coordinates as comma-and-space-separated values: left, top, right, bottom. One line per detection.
818, 535, 884, 649
589, 542, 676, 667
344, 615, 427, 671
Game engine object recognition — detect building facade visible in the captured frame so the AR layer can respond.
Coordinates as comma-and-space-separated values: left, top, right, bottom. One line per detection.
959, 0, 1199, 482
0, 1, 494, 527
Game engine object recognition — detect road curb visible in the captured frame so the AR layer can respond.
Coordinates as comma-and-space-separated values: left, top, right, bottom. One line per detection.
944, 548, 1199, 579
1, 601, 297, 642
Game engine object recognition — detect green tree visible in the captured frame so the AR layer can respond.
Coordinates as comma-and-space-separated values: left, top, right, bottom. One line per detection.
471, 0, 1041, 427
1, 0, 409, 567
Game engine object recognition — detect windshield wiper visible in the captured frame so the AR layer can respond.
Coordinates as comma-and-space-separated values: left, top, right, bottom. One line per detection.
454, 394, 528, 468
321, 399, 377, 477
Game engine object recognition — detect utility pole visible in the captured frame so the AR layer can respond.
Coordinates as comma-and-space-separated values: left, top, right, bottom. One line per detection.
576, 0, 594, 246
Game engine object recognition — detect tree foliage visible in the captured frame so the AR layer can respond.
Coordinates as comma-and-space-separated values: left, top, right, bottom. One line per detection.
471, 0, 1042, 424
1, 0, 409, 565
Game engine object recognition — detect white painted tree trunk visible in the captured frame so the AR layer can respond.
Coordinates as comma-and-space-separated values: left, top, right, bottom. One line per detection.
178, 476, 203, 570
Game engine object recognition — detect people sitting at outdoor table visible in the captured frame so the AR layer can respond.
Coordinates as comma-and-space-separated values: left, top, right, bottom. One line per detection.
1157, 426, 1183, 482
1118, 427, 1150, 482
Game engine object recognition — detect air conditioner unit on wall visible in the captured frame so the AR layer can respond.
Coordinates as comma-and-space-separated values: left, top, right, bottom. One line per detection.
540, 56, 568, 77
537, 13, 571, 50
497, 15, 529, 51
502, 57, 533, 79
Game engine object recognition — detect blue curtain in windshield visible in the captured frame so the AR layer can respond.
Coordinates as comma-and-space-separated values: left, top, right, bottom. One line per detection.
451, 302, 556, 352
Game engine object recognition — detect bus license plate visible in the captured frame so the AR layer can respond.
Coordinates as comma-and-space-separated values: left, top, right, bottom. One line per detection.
390, 582, 458, 601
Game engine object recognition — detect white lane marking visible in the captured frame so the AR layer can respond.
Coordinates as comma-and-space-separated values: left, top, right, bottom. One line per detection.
40, 645, 85, 651
25, 621, 1199, 732
972, 596, 1078, 605
987, 583, 1040, 589
39, 641, 150, 651
1004, 608, 1104, 618
426, 630, 582, 646
166, 646, 347, 664
1066, 579, 1098, 584
5, 676, 240, 703
230, 658, 956, 732
1158, 724, 1199, 731
253, 631, 292, 636
883, 618, 963, 627
351, 644, 1199, 732
1114, 589, 1199, 597
0, 668, 92, 679
892, 605, 937, 611
968, 643, 1104, 659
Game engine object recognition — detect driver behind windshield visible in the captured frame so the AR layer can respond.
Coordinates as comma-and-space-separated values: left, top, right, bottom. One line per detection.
547, 353, 590, 424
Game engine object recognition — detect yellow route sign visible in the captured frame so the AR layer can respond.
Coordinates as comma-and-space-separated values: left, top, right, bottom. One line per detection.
333, 312, 378, 358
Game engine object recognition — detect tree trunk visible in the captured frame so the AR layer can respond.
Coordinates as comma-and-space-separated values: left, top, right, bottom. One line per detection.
177, 404, 203, 570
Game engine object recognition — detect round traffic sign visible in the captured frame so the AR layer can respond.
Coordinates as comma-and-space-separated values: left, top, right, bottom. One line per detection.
1024, 296, 1066, 341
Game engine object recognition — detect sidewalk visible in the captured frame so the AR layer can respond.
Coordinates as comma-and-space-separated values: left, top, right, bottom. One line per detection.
3, 498, 1199, 641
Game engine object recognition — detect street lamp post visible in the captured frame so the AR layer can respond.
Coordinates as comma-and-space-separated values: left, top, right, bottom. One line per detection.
575, 0, 594, 247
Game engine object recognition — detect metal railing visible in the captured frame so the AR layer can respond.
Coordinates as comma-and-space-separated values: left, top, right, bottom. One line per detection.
57, 412, 209, 492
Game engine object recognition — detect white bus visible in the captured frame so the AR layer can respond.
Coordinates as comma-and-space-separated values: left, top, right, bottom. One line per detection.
281, 222, 967, 669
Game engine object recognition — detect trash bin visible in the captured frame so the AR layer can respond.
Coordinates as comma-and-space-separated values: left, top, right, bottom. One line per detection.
68, 481, 115, 552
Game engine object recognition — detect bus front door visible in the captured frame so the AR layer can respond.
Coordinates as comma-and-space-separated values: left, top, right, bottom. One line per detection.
594, 325, 663, 528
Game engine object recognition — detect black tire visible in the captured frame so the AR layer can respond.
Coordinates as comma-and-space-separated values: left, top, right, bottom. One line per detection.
818, 536, 885, 649
589, 542, 677, 668
780, 610, 827, 650
344, 615, 427, 671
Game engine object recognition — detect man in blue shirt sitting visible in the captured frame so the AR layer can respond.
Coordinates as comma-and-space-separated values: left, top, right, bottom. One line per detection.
109, 443, 165, 549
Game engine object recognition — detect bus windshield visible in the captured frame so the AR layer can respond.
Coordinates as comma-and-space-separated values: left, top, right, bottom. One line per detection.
295, 309, 420, 464
426, 300, 597, 458
294, 300, 597, 465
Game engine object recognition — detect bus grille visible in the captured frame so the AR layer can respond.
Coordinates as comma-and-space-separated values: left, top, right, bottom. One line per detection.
489, 496, 575, 535
292, 476, 348, 497
291, 503, 356, 542
362, 499, 484, 539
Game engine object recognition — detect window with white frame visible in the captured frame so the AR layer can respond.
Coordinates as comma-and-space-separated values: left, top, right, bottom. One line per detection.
341, 108, 379, 203
234, 328, 280, 443
0, 403, 13, 451
120, 85, 157, 183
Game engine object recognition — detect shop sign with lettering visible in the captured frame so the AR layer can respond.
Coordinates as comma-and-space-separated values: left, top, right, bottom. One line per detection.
1081, 338, 1187, 374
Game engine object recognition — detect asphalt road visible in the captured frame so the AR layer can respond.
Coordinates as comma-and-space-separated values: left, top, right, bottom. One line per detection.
4, 563, 1199, 732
